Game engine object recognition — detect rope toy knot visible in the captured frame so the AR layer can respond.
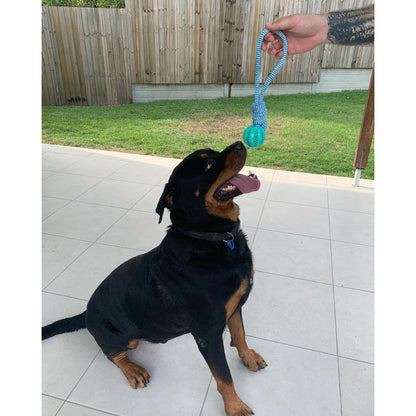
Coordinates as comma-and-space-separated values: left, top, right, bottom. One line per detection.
251, 100, 268, 131
243, 30, 288, 148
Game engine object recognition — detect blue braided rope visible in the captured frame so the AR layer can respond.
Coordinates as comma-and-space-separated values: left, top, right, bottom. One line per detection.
251, 30, 288, 131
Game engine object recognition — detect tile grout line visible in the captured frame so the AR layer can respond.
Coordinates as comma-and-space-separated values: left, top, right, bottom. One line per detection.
42, 213, 127, 291
83, 156, 170, 245
48, 393, 66, 416
43, 149, 97, 175
42, 198, 73, 222
254, 225, 374, 247
42, 158, 111, 291
42, 149, 100, 220
58, 349, 110, 415
227, 331, 374, 365
44, 167, 167, 187
254, 269, 374, 294
44, 197, 161, 216
42, 153, 144, 293
43, 146, 170, 258
43, 147, 157, 211
198, 376, 214, 416
62, 400, 121, 416
249, 168, 277, 250
42, 290, 90, 303
42, 231, 148, 255
42, 240, 95, 293
198, 331, 227, 415
337, 355, 374, 366
70, 152, 132, 202
45, 349, 103, 408
266, 197, 374, 215
326, 176, 344, 416
42, 162, 168, 294
244, 331, 339, 357
45, 393, 120, 416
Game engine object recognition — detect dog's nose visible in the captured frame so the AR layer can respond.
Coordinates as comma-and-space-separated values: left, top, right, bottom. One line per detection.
234, 141, 245, 151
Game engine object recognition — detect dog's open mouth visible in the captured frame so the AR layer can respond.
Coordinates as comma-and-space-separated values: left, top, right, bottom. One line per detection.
214, 172, 260, 202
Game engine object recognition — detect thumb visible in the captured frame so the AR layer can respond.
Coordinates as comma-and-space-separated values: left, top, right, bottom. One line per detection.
265, 16, 294, 32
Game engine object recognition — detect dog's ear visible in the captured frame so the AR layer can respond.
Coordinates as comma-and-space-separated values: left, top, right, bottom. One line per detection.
156, 183, 174, 224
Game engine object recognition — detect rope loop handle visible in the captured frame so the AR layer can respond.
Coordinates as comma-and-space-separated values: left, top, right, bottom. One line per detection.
255, 30, 288, 102
251, 30, 288, 131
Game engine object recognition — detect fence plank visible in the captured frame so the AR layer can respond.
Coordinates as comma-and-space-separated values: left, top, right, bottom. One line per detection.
42, 6, 66, 105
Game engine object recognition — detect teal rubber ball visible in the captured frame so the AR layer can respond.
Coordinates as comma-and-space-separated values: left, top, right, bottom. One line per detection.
243, 125, 265, 148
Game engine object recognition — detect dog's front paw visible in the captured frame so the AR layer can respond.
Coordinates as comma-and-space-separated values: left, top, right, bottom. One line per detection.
241, 349, 267, 372
122, 362, 150, 389
225, 398, 254, 416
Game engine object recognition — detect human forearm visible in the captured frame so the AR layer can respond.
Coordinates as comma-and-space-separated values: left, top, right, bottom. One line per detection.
262, 4, 374, 58
326, 4, 374, 46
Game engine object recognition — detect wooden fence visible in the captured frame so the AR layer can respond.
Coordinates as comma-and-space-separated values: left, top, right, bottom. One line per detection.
42, 0, 374, 105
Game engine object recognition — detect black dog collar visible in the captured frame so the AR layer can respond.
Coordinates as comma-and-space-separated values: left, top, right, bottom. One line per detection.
173, 222, 240, 250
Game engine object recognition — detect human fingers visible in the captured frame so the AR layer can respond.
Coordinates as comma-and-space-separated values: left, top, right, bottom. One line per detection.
262, 17, 294, 51
268, 45, 285, 59
273, 50, 285, 59
266, 38, 284, 55
261, 32, 279, 51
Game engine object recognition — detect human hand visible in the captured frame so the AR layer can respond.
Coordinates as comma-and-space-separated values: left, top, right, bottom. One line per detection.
261, 14, 330, 58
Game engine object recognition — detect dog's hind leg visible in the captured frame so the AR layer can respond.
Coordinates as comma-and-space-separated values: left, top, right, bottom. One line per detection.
227, 309, 267, 371
108, 340, 150, 389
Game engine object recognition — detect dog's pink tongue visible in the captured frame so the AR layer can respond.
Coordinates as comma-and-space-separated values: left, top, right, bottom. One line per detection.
229, 174, 261, 194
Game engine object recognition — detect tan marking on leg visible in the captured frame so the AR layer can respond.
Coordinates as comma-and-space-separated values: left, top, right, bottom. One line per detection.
228, 311, 250, 355
215, 377, 253, 416
228, 305, 267, 371
110, 351, 150, 389
128, 339, 139, 350
229, 269, 253, 349
225, 279, 249, 320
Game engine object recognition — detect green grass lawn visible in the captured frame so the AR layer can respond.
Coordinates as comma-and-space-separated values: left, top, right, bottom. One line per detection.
42, 90, 374, 179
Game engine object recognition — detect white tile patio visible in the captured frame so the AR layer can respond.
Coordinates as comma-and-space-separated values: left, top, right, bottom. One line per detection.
42, 144, 374, 416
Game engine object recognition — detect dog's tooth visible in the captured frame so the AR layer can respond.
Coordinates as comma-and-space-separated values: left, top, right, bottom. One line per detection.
220, 184, 237, 193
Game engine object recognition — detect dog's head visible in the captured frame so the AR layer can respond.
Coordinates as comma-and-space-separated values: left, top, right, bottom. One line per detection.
156, 141, 260, 228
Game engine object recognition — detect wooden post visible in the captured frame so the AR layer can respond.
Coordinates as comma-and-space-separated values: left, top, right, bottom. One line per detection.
353, 67, 374, 186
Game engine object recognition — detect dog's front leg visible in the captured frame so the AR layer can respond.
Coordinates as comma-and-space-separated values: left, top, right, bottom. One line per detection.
193, 332, 253, 416
228, 308, 267, 371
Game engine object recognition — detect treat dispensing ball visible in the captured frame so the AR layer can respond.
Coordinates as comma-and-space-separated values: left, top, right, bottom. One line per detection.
243, 125, 265, 148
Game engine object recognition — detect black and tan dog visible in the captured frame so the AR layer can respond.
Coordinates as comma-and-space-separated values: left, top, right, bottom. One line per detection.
42, 141, 266, 416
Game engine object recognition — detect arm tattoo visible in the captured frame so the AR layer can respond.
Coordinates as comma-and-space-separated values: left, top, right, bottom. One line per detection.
327, 4, 374, 45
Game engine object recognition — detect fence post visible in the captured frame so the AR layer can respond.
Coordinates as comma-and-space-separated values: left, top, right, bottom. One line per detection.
353, 67, 374, 186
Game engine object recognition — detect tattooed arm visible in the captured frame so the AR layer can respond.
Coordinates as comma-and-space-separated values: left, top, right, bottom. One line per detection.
327, 5, 374, 46
262, 4, 374, 58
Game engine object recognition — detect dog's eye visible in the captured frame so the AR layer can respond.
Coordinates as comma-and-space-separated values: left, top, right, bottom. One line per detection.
205, 161, 213, 171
